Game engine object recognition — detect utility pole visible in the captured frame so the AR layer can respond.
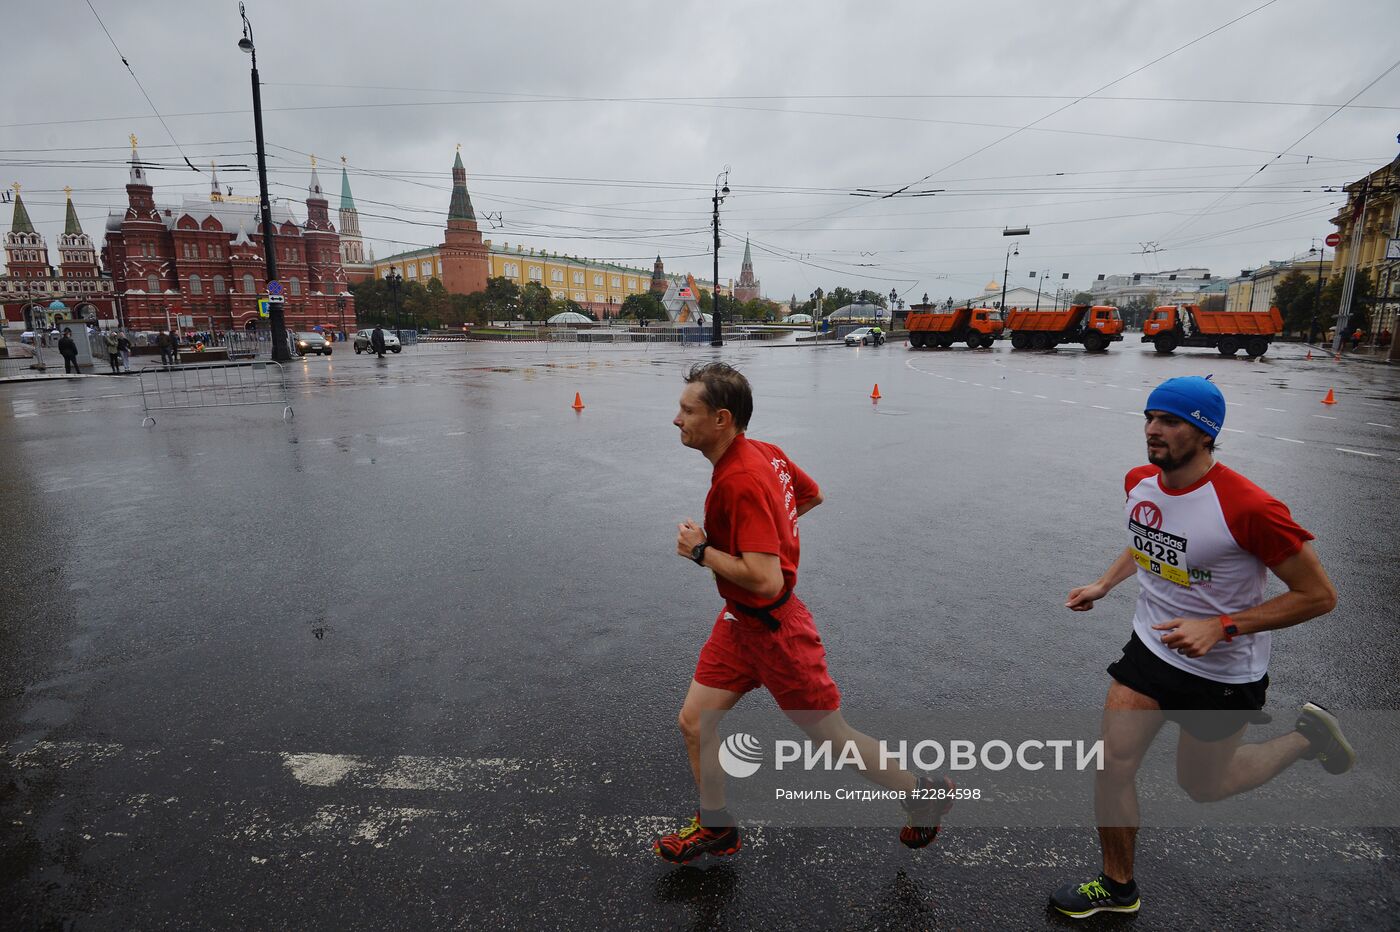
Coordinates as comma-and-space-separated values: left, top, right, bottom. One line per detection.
711, 170, 729, 347
238, 4, 288, 362
1333, 179, 1369, 355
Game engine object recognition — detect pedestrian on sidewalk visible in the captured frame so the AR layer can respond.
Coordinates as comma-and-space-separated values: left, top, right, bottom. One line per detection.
117, 330, 131, 372
157, 330, 171, 365
104, 329, 121, 373
58, 328, 80, 374
168, 330, 180, 365
371, 325, 386, 359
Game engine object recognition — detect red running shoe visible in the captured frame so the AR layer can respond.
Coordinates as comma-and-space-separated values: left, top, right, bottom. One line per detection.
900, 775, 955, 849
653, 811, 742, 864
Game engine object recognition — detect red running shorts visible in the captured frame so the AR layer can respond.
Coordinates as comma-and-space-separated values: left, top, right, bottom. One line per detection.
693, 593, 841, 711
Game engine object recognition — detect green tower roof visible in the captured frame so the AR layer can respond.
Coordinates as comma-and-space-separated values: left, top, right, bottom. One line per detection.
11, 191, 34, 234
64, 195, 83, 235
339, 166, 356, 212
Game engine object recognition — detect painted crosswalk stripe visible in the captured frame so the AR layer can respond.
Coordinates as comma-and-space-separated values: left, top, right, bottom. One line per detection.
1336, 448, 1380, 458
1274, 437, 1305, 444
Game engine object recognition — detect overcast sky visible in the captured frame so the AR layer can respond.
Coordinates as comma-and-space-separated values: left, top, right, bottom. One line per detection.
5, 0, 1398, 303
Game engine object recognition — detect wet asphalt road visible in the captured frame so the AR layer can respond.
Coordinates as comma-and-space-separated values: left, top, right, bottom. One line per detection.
2, 337, 1398, 930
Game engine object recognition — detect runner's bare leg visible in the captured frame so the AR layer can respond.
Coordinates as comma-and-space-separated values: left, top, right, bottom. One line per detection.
678, 679, 743, 810
1097, 681, 1165, 884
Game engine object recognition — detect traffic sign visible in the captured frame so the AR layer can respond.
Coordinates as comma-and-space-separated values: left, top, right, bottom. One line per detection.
267, 280, 284, 296
1387, 237, 1400, 260
257, 298, 271, 318
1325, 232, 1342, 247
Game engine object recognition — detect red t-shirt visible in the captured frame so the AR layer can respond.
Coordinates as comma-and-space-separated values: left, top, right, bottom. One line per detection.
704, 434, 819, 606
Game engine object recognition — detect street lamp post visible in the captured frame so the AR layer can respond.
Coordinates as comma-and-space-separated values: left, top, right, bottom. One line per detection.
811, 287, 823, 336
238, 3, 288, 363
386, 266, 402, 339
1001, 243, 1019, 313
1309, 243, 1326, 344
336, 294, 346, 340
711, 170, 729, 347
1034, 270, 1050, 312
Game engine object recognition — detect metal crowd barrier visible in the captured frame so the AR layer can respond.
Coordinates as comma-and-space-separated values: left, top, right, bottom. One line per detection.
138, 361, 293, 427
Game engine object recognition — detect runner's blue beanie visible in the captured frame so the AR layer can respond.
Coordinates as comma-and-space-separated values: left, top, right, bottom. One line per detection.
1145, 376, 1224, 438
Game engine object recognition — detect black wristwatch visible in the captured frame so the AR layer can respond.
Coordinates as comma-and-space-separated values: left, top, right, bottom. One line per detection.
690, 542, 709, 565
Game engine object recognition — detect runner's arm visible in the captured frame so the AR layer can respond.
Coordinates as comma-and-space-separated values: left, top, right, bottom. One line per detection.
702, 548, 784, 601
676, 520, 784, 600
795, 489, 823, 518
1066, 547, 1138, 611
1155, 542, 1336, 656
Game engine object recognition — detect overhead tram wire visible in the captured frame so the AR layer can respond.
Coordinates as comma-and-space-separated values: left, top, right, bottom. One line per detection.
83, 0, 201, 175
775, 0, 1286, 236
1158, 55, 1400, 247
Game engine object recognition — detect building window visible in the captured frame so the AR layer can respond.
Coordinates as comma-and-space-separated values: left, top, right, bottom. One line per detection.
593, 274, 603, 286
190, 274, 203, 295
627, 278, 637, 289
551, 270, 563, 283
406, 265, 417, 278
243, 274, 256, 294
147, 274, 159, 292
212, 275, 226, 295
421, 262, 431, 277
574, 292, 585, 302
290, 277, 301, 296
611, 276, 621, 288
572, 272, 583, 284
529, 266, 543, 281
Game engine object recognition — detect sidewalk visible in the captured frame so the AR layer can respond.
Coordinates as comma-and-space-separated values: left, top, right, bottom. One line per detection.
1303, 342, 1396, 366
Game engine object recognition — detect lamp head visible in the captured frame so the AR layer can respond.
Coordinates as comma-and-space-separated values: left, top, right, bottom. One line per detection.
720, 185, 730, 196
238, 37, 254, 54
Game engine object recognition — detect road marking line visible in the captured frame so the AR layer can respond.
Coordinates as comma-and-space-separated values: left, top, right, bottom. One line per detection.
1091, 404, 1112, 410
1313, 415, 1337, 420
1266, 408, 1287, 413
1223, 428, 1245, 433
1033, 394, 1048, 399
1366, 423, 1394, 429
1060, 399, 1078, 405
1274, 437, 1305, 444
1009, 390, 1023, 395
1336, 448, 1381, 458
445, 431, 466, 436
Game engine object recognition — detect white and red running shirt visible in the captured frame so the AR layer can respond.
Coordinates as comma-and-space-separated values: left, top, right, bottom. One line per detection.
1123, 462, 1314, 683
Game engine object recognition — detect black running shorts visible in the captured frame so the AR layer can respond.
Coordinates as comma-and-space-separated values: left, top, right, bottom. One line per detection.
1107, 632, 1269, 742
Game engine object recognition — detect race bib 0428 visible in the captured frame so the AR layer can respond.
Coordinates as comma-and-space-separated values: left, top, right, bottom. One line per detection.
1129, 518, 1190, 586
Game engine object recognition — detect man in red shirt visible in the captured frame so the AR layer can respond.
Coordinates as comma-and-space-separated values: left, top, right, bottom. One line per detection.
653, 362, 951, 864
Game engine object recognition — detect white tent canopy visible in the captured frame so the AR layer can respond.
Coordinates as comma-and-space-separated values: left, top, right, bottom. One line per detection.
546, 311, 593, 324
782, 313, 813, 324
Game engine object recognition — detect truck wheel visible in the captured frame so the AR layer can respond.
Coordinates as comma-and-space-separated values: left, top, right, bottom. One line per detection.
1153, 334, 1176, 354
966, 336, 979, 349
910, 333, 925, 348
1218, 337, 1239, 356
1032, 333, 1050, 350
1011, 333, 1028, 350
1246, 337, 1268, 358
1084, 332, 1106, 352
936, 335, 951, 348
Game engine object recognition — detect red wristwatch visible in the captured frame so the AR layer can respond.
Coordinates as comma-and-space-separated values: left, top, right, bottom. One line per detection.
1219, 614, 1239, 642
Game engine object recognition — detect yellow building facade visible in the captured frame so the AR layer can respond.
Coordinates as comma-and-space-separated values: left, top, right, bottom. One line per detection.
372, 241, 697, 316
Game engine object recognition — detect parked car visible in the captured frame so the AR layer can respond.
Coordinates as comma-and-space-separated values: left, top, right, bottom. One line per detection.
353, 329, 402, 354
293, 332, 332, 356
844, 326, 883, 346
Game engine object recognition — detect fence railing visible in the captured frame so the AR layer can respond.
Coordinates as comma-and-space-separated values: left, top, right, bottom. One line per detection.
137, 361, 293, 426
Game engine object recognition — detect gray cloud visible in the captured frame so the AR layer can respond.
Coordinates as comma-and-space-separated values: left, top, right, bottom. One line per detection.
5, 0, 1397, 301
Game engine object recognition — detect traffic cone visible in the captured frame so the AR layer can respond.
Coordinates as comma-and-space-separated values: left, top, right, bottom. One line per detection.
1321, 388, 1336, 406
1305, 350, 1312, 360
571, 392, 585, 410
870, 384, 882, 400
1334, 353, 1341, 362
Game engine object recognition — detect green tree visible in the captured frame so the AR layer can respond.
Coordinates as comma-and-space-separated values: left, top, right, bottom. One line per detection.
1320, 269, 1374, 335
1071, 291, 1094, 304
482, 276, 520, 320
519, 282, 551, 320
621, 292, 666, 321
1271, 270, 1316, 336
422, 278, 450, 329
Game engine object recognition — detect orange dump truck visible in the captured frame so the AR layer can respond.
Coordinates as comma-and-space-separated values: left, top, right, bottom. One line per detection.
1142, 304, 1283, 358
906, 306, 1003, 349
1006, 304, 1123, 351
